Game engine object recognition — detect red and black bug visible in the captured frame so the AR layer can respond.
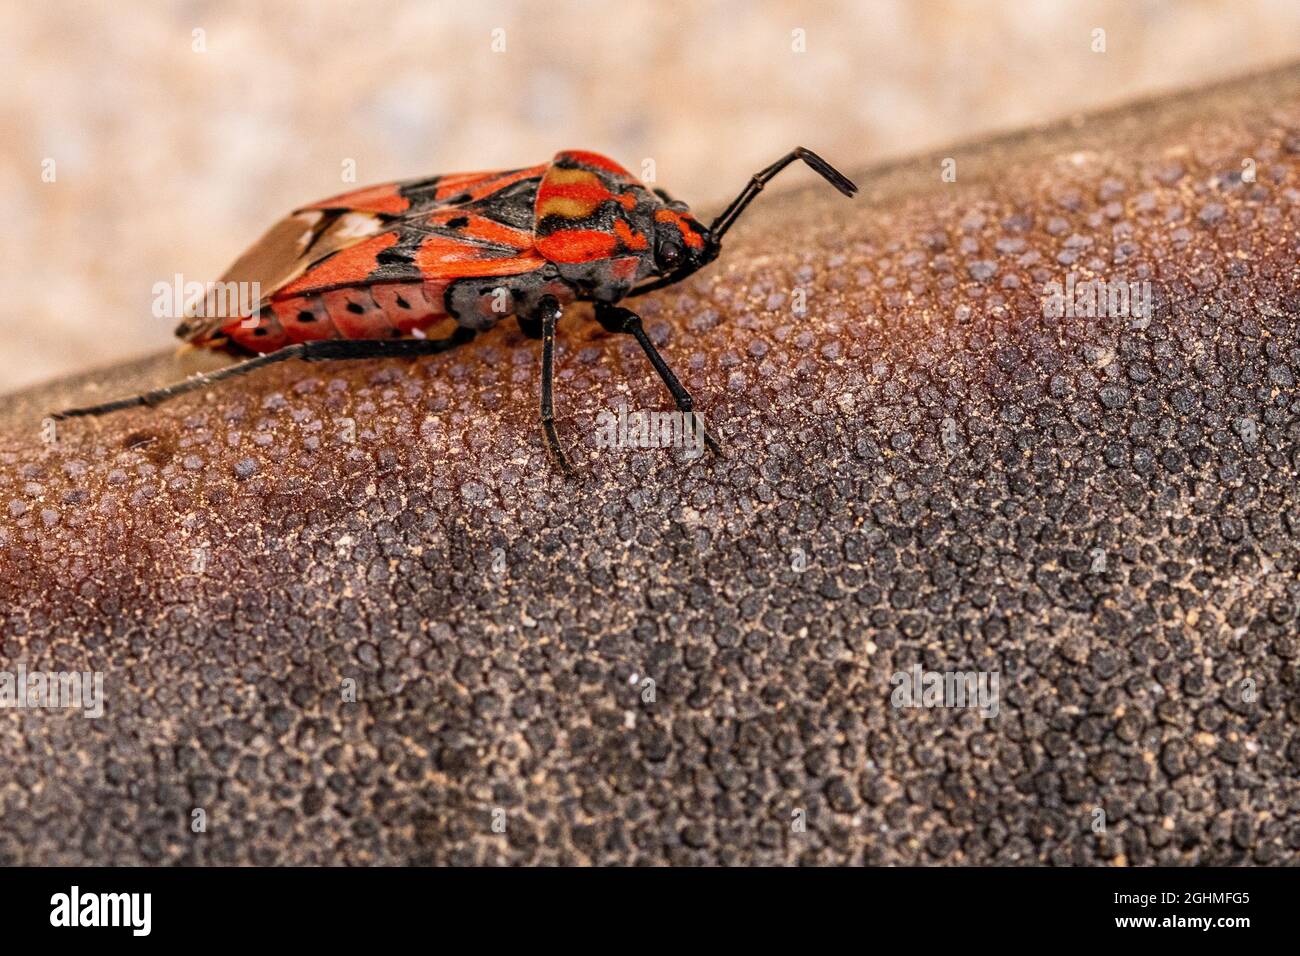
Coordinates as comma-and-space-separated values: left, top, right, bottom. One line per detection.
56, 148, 857, 473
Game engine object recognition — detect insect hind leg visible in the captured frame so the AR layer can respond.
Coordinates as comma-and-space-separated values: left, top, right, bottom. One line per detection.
53, 329, 477, 420
54, 347, 308, 419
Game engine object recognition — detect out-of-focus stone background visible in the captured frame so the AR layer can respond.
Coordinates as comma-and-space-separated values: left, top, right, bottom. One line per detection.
2, 0, 1299, 392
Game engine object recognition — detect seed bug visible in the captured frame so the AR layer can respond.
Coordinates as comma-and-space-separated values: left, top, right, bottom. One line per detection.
55, 148, 857, 473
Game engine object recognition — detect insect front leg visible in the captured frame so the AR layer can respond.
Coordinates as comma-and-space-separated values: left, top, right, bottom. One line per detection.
533, 295, 574, 475
594, 303, 723, 458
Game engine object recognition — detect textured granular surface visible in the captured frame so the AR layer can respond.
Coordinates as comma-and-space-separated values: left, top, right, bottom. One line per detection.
2, 67, 1299, 865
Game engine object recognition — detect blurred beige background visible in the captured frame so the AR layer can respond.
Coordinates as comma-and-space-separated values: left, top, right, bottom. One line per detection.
3, 0, 1299, 392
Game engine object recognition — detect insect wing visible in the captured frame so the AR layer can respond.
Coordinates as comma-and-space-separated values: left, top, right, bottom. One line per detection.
177, 165, 548, 344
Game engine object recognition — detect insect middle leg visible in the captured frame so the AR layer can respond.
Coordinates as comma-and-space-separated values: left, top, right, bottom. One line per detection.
594, 302, 722, 457
54, 329, 477, 419
529, 295, 574, 476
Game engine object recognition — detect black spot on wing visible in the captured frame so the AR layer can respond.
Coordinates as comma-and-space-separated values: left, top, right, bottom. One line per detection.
376, 247, 414, 266
367, 229, 425, 282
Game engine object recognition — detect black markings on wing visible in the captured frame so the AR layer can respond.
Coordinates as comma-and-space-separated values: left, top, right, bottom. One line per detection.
393, 167, 532, 219
462, 177, 540, 231
366, 234, 423, 283
396, 175, 454, 213
362, 176, 544, 284
189, 171, 547, 323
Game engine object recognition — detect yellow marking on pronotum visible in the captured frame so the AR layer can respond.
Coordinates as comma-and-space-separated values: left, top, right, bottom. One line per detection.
544, 167, 602, 186
538, 167, 608, 219
538, 196, 600, 219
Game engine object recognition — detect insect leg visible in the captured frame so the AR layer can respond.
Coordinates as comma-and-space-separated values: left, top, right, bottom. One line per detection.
534, 295, 573, 475
54, 347, 310, 419
53, 329, 476, 419
594, 303, 722, 457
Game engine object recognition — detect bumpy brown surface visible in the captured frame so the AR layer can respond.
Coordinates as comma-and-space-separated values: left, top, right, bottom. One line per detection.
3, 67, 1300, 865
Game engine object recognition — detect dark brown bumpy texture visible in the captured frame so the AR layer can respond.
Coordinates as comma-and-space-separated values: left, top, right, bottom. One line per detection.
3, 67, 1300, 866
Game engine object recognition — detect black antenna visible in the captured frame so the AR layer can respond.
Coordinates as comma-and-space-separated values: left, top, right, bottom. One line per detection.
628, 147, 857, 298
708, 147, 857, 242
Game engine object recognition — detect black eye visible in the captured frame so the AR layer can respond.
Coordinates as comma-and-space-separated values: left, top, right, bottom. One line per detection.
657, 242, 682, 271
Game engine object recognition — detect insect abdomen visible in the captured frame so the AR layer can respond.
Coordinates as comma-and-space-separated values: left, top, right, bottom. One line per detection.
226, 281, 452, 353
